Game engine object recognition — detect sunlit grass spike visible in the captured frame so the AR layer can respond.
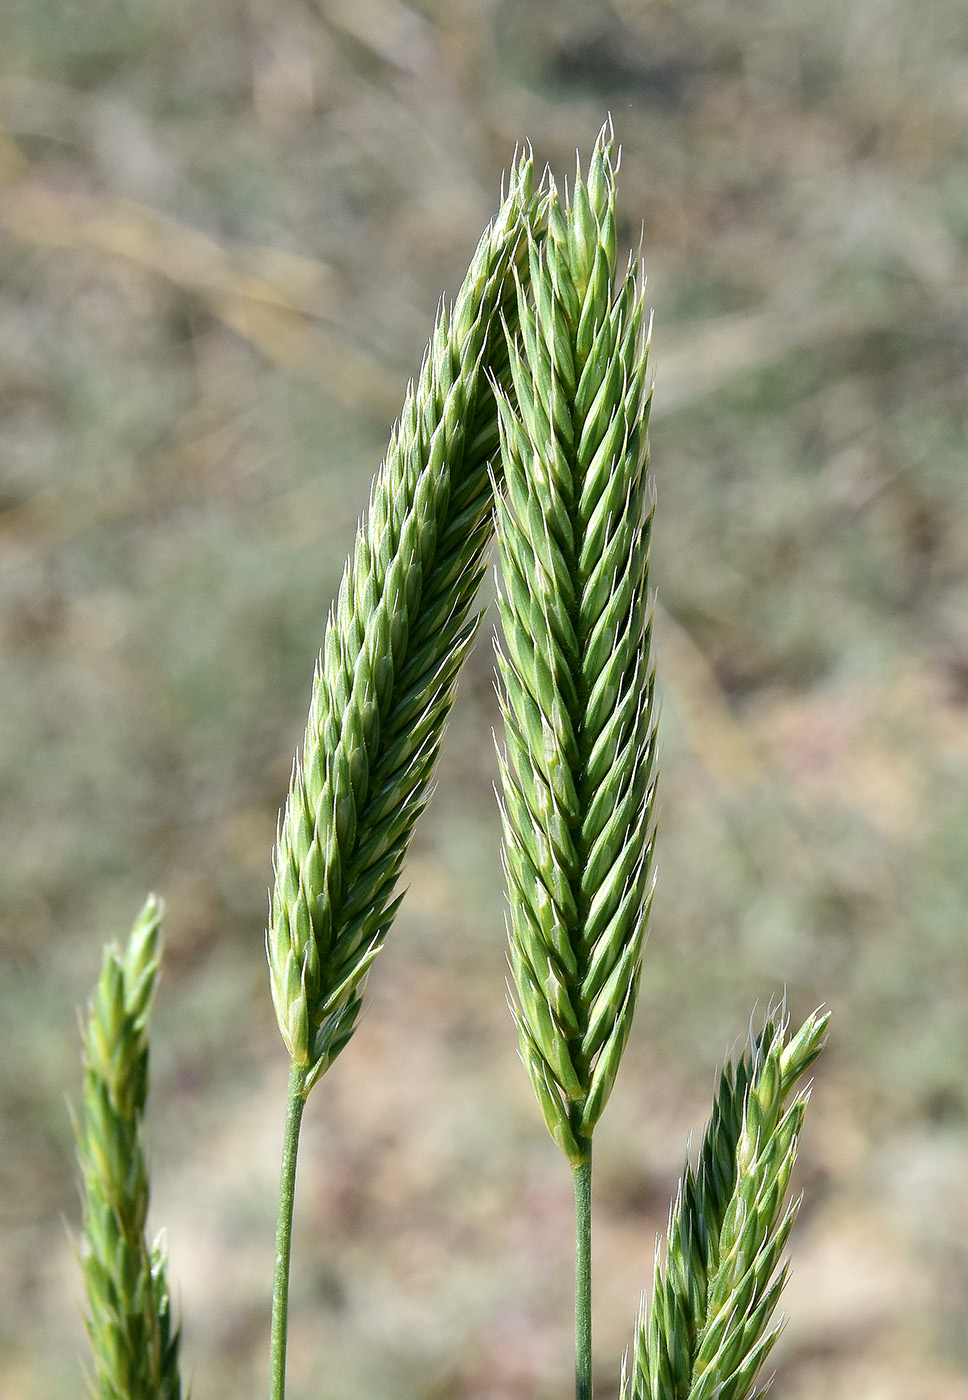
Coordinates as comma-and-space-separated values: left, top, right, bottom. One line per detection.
268, 152, 542, 1095
266, 152, 544, 1400
495, 130, 655, 1168
494, 127, 655, 1400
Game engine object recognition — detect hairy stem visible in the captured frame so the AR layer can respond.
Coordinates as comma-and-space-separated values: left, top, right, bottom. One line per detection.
270, 1061, 310, 1400
573, 1149, 593, 1400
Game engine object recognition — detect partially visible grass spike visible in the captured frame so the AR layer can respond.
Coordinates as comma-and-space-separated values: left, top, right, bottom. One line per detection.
75, 894, 182, 1400
625, 1006, 828, 1400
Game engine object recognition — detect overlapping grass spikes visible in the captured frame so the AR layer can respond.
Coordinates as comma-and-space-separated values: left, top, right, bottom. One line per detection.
75, 895, 182, 1400
627, 1007, 829, 1400
71, 133, 828, 1400
267, 154, 540, 1094
493, 132, 656, 1168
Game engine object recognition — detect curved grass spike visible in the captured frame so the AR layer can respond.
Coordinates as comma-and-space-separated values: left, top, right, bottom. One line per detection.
626, 1007, 829, 1400
493, 129, 656, 1400
75, 894, 182, 1400
267, 151, 540, 1094
267, 152, 542, 1400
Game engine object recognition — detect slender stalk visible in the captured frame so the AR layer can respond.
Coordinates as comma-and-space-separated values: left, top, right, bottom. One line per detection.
270, 1061, 310, 1400
573, 1148, 593, 1400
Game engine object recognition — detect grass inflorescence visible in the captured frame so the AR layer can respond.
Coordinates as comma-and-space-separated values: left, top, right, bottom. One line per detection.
493, 132, 656, 1171
267, 152, 542, 1096
265, 150, 544, 1400
75, 895, 182, 1400
628, 1008, 828, 1400
492, 130, 656, 1400
72, 133, 827, 1400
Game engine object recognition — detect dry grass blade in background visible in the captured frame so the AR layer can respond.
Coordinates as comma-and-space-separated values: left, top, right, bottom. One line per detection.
627, 1008, 829, 1400
74, 895, 182, 1400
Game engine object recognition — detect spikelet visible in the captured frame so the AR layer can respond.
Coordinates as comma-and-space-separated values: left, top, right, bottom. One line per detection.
268, 155, 541, 1092
626, 1007, 829, 1400
494, 130, 656, 1164
76, 895, 182, 1400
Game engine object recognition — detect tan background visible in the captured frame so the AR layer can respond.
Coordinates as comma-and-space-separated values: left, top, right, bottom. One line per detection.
2, 1, 968, 1397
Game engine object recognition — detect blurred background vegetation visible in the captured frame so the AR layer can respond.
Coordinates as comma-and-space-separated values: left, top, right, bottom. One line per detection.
2, 0, 968, 1397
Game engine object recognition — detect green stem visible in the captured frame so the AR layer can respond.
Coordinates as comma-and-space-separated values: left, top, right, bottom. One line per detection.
573, 1147, 593, 1400
270, 1060, 310, 1400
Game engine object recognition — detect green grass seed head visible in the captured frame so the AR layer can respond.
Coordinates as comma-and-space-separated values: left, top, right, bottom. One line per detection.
268, 154, 541, 1093
630, 1007, 829, 1400
494, 130, 656, 1164
76, 895, 182, 1400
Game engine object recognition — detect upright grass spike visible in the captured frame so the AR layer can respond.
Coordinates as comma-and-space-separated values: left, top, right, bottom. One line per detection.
626, 1007, 829, 1400
75, 894, 182, 1400
493, 130, 656, 1400
266, 152, 543, 1400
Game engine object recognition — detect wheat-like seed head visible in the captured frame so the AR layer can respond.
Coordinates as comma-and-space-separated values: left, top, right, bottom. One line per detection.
627, 1007, 829, 1400
493, 130, 656, 1165
268, 155, 541, 1092
76, 895, 182, 1400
